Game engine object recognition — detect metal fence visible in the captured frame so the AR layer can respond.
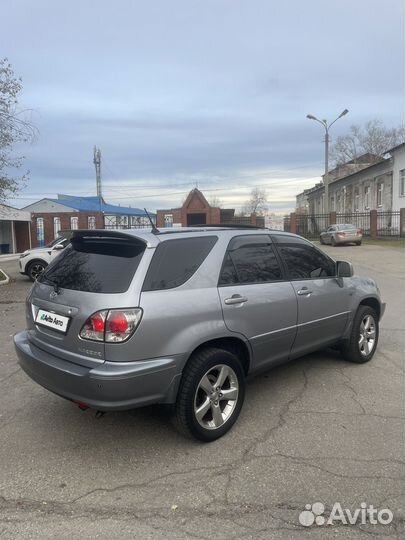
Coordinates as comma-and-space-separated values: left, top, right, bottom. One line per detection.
294, 214, 330, 238
376, 211, 401, 237
335, 212, 371, 236
221, 216, 266, 228
104, 223, 151, 230
284, 211, 403, 239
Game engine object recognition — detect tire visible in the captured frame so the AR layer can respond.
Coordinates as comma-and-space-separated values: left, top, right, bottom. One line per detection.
331, 237, 336, 247
26, 260, 47, 281
174, 347, 245, 442
341, 306, 379, 363
356, 241, 362, 246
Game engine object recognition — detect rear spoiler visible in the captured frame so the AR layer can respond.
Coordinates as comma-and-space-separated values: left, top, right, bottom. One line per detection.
71, 229, 148, 245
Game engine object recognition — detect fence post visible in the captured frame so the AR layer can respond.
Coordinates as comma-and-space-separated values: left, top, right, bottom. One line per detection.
329, 211, 336, 225
370, 210, 377, 240
400, 208, 405, 237
290, 212, 297, 234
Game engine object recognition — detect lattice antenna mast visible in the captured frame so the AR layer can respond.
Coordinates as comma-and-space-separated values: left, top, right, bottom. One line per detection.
93, 146, 102, 211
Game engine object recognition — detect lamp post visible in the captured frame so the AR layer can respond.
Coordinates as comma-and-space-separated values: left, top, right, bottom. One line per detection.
306, 109, 349, 214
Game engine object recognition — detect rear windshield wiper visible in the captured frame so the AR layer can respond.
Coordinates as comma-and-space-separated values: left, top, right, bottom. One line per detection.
41, 275, 61, 294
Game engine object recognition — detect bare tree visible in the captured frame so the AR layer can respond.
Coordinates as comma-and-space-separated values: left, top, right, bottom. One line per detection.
208, 195, 223, 208
331, 119, 405, 166
241, 187, 268, 216
0, 58, 37, 202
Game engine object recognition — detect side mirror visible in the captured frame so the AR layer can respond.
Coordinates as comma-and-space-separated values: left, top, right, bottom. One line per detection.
53, 243, 65, 250
336, 260, 353, 278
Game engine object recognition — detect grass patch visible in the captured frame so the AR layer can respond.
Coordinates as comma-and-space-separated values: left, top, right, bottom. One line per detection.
0, 269, 7, 281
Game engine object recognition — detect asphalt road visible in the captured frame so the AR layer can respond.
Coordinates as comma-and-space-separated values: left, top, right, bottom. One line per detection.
0, 243, 404, 540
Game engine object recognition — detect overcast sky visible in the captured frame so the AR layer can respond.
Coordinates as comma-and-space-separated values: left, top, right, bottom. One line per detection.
2, 0, 404, 213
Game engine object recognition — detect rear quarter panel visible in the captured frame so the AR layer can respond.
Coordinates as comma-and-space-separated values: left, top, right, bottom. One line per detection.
104, 234, 234, 365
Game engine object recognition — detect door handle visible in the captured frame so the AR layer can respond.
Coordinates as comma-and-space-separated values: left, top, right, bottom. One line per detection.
224, 294, 248, 305
297, 287, 312, 296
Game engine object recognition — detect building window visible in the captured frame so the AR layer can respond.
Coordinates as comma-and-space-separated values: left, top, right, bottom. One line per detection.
131, 216, 149, 228
330, 196, 335, 211
377, 183, 384, 207
342, 186, 346, 213
364, 186, 370, 210
400, 169, 405, 197
53, 217, 61, 239
70, 216, 78, 230
88, 216, 96, 229
36, 217, 44, 247
354, 187, 360, 212
164, 214, 173, 228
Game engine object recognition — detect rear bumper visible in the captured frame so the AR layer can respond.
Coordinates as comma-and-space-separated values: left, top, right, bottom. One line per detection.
334, 235, 362, 244
14, 331, 182, 410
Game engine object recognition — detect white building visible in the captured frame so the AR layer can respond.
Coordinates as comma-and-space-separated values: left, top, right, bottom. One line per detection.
0, 204, 31, 254
385, 143, 405, 211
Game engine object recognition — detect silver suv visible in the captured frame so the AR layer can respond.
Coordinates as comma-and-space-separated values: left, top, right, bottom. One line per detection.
14, 227, 385, 441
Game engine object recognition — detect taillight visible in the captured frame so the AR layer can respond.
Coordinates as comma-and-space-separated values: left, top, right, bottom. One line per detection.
105, 310, 142, 342
79, 309, 142, 343
357, 228, 362, 235
80, 310, 107, 341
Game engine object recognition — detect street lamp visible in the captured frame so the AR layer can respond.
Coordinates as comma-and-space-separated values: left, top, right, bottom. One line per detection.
306, 109, 349, 214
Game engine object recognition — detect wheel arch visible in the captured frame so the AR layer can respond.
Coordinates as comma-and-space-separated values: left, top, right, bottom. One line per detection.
358, 297, 381, 320
25, 258, 48, 279
26, 258, 48, 270
188, 337, 252, 376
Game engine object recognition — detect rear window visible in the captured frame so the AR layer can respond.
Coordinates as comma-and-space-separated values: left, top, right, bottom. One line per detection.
39, 236, 145, 293
142, 236, 217, 291
338, 224, 355, 230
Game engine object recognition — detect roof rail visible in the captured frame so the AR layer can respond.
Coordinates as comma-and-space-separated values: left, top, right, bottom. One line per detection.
191, 223, 266, 230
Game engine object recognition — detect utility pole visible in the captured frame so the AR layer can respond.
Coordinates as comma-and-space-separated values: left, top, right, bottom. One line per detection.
306, 109, 349, 214
93, 146, 102, 212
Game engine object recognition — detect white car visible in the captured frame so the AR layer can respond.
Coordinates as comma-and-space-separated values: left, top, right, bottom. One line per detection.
19, 232, 72, 281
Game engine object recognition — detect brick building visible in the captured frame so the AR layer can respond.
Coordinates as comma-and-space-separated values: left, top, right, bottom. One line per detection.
23, 195, 155, 247
156, 188, 264, 228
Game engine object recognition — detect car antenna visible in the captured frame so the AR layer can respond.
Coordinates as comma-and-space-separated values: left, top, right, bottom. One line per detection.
144, 208, 160, 234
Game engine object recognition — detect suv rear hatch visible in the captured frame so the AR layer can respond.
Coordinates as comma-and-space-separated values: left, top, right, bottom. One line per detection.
26, 230, 149, 367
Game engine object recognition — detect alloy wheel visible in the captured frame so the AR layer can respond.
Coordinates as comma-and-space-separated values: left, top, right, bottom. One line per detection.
194, 364, 239, 430
30, 263, 45, 280
358, 314, 376, 356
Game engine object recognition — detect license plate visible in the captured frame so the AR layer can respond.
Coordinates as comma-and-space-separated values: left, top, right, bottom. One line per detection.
35, 309, 70, 333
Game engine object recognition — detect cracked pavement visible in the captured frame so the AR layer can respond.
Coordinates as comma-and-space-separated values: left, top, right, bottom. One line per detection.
0, 243, 404, 539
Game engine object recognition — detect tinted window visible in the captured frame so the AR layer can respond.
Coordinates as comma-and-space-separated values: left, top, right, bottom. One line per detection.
219, 253, 239, 285
39, 236, 145, 293
143, 236, 217, 291
219, 238, 282, 285
278, 243, 336, 279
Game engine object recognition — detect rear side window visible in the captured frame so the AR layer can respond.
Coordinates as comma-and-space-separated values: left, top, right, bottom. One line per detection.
142, 236, 218, 291
219, 236, 283, 285
39, 236, 145, 293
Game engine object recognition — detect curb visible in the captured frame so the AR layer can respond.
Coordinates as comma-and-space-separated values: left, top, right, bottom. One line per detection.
0, 268, 10, 286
